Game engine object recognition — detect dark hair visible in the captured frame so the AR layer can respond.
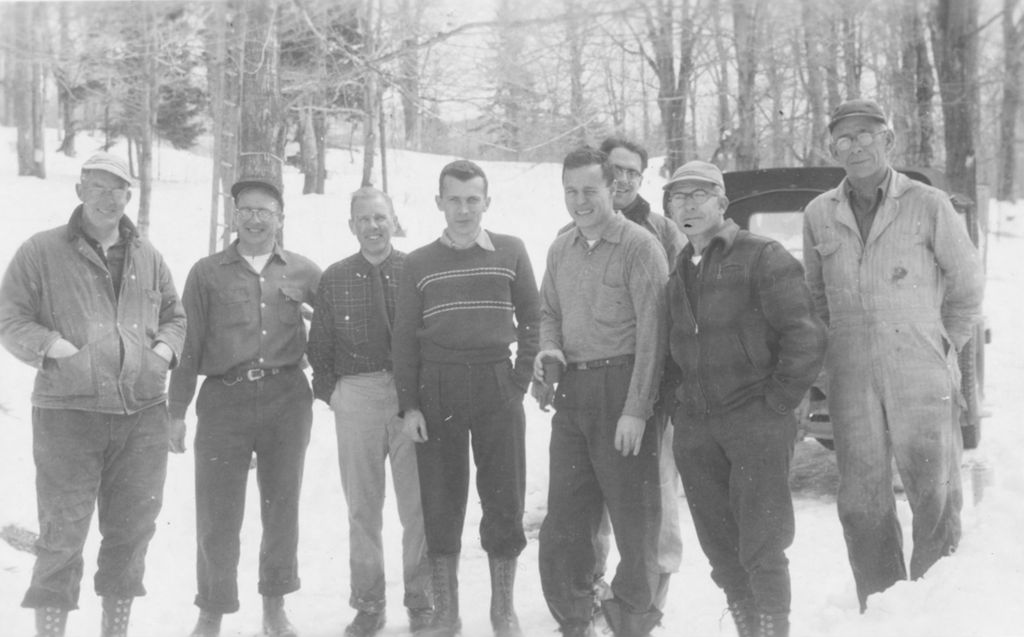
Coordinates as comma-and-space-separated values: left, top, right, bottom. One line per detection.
599, 137, 648, 172
562, 146, 615, 186
438, 160, 488, 196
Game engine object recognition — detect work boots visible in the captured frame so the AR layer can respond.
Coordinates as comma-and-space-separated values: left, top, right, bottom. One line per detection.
420, 554, 461, 636
189, 609, 223, 637
488, 556, 522, 637
263, 595, 298, 637
100, 597, 132, 637
727, 598, 757, 637
34, 607, 68, 637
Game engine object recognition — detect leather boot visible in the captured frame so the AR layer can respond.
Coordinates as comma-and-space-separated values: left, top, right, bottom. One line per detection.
418, 554, 461, 636
600, 597, 662, 637
34, 607, 68, 637
727, 599, 757, 637
757, 612, 790, 637
189, 609, 223, 637
100, 597, 132, 637
488, 556, 521, 637
262, 595, 298, 637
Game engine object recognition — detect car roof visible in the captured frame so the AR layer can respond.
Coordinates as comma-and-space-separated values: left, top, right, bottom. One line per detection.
721, 166, 949, 229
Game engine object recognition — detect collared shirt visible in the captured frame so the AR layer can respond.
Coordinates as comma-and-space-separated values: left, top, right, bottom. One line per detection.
845, 168, 892, 242
69, 207, 135, 298
560, 197, 684, 268
168, 241, 321, 418
540, 213, 669, 419
439, 227, 496, 251
307, 249, 404, 403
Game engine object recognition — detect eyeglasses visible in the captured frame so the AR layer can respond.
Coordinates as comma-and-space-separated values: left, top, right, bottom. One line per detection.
235, 207, 279, 221
668, 189, 712, 205
613, 166, 643, 183
833, 130, 887, 152
83, 184, 129, 200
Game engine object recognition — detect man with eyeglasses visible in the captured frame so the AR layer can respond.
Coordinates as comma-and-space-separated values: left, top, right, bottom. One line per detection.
0, 152, 186, 637
169, 177, 321, 637
306, 188, 432, 636
803, 99, 984, 611
663, 160, 824, 637
586, 137, 683, 619
392, 160, 540, 637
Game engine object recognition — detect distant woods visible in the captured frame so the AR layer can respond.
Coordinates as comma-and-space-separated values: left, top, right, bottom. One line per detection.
1, 0, 1021, 234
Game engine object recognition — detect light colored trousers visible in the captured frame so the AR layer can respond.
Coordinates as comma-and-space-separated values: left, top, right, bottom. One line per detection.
331, 371, 431, 613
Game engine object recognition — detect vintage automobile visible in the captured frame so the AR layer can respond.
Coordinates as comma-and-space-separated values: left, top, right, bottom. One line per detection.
716, 166, 987, 450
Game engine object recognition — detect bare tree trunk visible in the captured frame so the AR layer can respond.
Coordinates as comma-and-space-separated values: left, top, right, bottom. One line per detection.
14, 2, 46, 179
644, 0, 694, 174
840, 8, 860, 99
397, 0, 425, 149
733, 0, 760, 170
997, 0, 1022, 201
299, 103, 318, 194
361, 0, 378, 187
566, 0, 587, 145
825, 21, 841, 109
801, 0, 826, 166
56, 3, 77, 157
711, 0, 734, 168
931, 0, 979, 205
136, 4, 158, 238
238, 0, 283, 193
314, 109, 327, 194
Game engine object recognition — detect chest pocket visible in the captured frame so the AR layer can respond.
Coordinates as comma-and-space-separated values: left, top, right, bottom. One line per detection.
213, 287, 251, 327
278, 286, 305, 324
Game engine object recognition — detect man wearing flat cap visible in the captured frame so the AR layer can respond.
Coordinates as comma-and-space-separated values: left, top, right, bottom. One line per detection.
803, 98, 984, 611
663, 160, 825, 637
169, 177, 321, 637
0, 152, 186, 637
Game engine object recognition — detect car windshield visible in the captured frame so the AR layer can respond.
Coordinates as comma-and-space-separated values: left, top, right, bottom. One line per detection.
749, 212, 805, 262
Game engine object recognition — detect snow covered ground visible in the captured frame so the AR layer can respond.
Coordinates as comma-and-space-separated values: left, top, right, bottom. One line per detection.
1, 128, 1022, 637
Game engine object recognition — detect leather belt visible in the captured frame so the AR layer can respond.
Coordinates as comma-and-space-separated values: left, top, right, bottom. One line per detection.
214, 364, 297, 384
566, 354, 634, 371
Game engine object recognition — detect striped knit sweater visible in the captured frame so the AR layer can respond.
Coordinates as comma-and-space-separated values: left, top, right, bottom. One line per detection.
392, 231, 540, 413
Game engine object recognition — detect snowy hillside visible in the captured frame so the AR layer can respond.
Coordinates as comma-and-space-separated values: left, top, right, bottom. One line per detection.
1, 129, 1022, 637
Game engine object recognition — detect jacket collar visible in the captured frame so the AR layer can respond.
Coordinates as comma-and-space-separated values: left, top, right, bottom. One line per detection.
680, 219, 740, 260
831, 168, 914, 245
620, 195, 651, 226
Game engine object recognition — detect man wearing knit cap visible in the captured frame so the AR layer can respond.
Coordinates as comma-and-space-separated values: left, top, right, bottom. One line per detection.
0, 152, 186, 637
169, 176, 321, 637
664, 160, 824, 637
804, 98, 984, 611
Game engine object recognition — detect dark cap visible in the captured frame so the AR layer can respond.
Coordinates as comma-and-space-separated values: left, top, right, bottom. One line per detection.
828, 99, 887, 132
231, 177, 284, 210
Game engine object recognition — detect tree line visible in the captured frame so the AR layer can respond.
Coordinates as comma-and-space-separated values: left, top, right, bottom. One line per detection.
1, 0, 1021, 247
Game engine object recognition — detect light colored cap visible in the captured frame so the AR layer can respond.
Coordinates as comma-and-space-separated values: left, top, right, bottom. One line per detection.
663, 160, 725, 190
81, 152, 132, 184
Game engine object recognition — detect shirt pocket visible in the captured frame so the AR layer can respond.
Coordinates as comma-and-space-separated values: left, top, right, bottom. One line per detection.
278, 286, 305, 325
335, 307, 370, 347
213, 287, 251, 327
593, 282, 633, 327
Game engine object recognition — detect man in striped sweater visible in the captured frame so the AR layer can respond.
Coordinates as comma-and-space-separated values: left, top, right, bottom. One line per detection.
392, 160, 541, 637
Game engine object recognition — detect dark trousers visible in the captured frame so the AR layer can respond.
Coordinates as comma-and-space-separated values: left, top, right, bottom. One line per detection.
193, 368, 312, 613
415, 360, 527, 558
672, 398, 796, 615
23, 403, 169, 610
539, 364, 661, 626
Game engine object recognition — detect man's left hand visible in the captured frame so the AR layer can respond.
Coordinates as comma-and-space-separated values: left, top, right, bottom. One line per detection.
152, 342, 173, 365
614, 415, 646, 456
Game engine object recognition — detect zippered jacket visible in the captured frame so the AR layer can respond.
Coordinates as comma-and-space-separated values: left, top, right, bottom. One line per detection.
668, 221, 825, 417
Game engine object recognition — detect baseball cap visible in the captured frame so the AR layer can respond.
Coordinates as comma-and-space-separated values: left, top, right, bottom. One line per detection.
231, 177, 284, 210
81, 152, 132, 184
828, 99, 887, 131
663, 160, 725, 191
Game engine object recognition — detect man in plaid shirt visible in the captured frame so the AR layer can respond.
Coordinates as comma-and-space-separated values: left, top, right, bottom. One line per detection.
307, 187, 432, 636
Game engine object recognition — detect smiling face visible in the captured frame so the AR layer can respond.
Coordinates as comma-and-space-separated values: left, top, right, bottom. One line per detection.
76, 170, 132, 239
234, 187, 282, 255
667, 180, 727, 244
349, 193, 395, 263
607, 146, 644, 210
436, 175, 489, 245
563, 163, 616, 239
831, 115, 893, 184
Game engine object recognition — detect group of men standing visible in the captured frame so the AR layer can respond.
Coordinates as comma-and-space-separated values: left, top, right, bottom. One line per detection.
0, 97, 983, 637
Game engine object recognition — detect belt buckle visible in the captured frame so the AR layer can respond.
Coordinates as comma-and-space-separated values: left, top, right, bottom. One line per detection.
245, 368, 265, 381
576, 361, 590, 370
